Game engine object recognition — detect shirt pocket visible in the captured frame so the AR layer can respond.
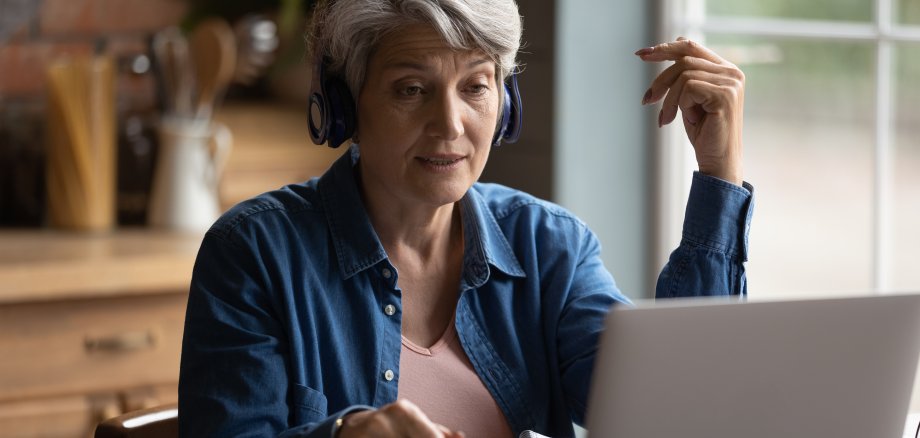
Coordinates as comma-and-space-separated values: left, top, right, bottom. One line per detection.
291, 383, 329, 425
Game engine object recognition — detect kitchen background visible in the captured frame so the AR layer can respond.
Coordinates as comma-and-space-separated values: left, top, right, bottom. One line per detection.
0, 0, 560, 230
5, 0, 920, 436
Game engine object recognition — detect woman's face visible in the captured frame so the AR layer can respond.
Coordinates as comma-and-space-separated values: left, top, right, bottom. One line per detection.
356, 24, 500, 209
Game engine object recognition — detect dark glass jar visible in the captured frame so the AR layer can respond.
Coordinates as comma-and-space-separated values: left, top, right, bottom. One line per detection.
0, 99, 46, 227
115, 51, 159, 226
116, 111, 159, 225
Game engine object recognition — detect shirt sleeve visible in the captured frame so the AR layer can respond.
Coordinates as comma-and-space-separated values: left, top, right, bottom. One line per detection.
554, 221, 631, 427
178, 231, 371, 437
656, 172, 755, 298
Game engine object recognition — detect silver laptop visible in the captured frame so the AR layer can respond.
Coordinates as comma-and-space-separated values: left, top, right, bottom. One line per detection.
585, 294, 920, 438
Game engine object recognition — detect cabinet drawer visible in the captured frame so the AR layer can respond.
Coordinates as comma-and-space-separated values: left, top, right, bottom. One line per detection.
0, 395, 96, 438
0, 293, 187, 401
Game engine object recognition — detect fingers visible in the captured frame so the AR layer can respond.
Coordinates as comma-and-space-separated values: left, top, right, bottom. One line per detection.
438, 424, 466, 438
340, 399, 464, 438
657, 69, 736, 127
635, 37, 726, 65
386, 399, 448, 437
676, 79, 719, 128
641, 56, 736, 106
635, 38, 744, 128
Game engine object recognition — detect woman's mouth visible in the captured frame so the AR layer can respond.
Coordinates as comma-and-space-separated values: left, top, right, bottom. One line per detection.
416, 155, 465, 171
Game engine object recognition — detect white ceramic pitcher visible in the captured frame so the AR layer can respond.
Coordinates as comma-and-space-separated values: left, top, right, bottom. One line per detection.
148, 116, 232, 231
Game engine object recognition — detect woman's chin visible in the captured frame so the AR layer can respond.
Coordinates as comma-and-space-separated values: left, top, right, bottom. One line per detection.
410, 181, 471, 207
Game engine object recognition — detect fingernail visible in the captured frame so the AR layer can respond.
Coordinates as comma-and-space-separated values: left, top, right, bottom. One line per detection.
641, 88, 653, 105
634, 47, 654, 56
658, 109, 664, 128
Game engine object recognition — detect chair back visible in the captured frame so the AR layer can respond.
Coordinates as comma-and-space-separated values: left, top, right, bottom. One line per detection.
94, 403, 178, 438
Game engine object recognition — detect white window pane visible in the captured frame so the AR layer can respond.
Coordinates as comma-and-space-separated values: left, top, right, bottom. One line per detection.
708, 36, 876, 297
893, 43, 920, 291
705, 0, 872, 22
896, 0, 920, 25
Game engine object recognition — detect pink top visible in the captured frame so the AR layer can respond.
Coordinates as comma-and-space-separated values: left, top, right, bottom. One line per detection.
398, 320, 514, 437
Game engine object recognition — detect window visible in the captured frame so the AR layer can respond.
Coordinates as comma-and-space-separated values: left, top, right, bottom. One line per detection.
657, 0, 920, 419
656, 0, 920, 297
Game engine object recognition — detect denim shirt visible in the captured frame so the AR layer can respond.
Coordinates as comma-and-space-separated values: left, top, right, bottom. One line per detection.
179, 146, 754, 437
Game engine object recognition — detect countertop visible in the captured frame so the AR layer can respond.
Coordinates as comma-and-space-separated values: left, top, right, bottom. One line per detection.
0, 230, 201, 304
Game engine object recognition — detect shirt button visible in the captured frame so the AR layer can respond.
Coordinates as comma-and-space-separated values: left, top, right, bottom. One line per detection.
381, 268, 392, 279
384, 304, 396, 316
384, 369, 395, 381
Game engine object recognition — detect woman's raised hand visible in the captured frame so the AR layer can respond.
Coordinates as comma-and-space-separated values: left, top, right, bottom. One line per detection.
637, 37, 746, 186
339, 399, 465, 438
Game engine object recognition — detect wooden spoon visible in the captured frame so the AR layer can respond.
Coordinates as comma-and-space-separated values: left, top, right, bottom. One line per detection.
153, 27, 194, 117
189, 18, 237, 120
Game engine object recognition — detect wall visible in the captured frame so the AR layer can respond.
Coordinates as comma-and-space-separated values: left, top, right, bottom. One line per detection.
479, 0, 555, 200
482, 1, 657, 299
0, 0, 186, 99
555, 1, 655, 299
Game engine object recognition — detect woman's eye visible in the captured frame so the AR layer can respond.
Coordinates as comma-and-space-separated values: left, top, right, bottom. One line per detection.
400, 85, 423, 96
468, 84, 489, 95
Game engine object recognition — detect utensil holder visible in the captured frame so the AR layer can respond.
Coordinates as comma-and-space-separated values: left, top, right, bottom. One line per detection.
45, 55, 116, 231
147, 116, 232, 232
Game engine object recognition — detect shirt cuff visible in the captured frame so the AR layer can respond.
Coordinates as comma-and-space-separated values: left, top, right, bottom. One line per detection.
682, 172, 754, 261
278, 405, 374, 438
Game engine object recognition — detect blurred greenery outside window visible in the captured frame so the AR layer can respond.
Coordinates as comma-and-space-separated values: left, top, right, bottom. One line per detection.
659, 0, 920, 297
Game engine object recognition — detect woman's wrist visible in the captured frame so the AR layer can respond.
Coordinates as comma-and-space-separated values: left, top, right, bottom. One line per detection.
331, 407, 373, 438
332, 416, 346, 437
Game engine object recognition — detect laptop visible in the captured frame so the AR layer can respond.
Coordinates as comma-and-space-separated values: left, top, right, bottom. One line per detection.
584, 294, 920, 438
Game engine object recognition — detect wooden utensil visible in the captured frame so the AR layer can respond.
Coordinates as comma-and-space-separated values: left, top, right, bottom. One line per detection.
189, 18, 237, 120
152, 27, 194, 117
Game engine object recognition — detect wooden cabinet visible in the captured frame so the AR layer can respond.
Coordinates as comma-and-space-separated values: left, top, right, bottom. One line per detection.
0, 102, 342, 437
0, 231, 199, 438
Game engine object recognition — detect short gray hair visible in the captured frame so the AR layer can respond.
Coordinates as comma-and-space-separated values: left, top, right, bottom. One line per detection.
308, 0, 522, 98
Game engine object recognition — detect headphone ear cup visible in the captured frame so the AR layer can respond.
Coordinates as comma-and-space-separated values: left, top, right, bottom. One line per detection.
308, 59, 356, 148
492, 73, 522, 147
324, 76, 356, 148
308, 91, 328, 146
308, 67, 329, 146
492, 85, 513, 146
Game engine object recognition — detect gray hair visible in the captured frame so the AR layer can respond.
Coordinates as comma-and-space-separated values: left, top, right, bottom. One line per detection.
308, 0, 522, 98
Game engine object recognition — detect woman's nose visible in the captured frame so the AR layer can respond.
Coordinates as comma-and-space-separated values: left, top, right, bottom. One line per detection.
426, 92, 464, 141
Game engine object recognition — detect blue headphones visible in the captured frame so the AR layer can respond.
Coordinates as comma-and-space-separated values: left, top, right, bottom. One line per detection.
308, 54, 522, 149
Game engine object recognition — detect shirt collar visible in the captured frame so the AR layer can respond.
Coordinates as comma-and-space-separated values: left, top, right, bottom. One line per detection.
459, 187, 526, 289
318, 146, 388, 279
319, 145, 526, 283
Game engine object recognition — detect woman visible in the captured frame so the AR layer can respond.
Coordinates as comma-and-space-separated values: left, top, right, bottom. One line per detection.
178, 0, 753, 436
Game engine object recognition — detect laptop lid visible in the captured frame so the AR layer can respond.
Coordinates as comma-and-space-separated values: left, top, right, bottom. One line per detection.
585, 294, 920, 438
